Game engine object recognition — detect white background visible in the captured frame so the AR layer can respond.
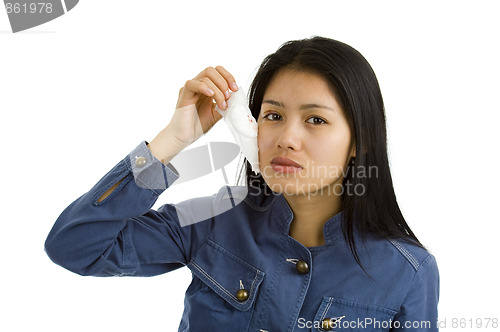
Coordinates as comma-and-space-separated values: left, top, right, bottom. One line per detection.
1, 0, 499, 331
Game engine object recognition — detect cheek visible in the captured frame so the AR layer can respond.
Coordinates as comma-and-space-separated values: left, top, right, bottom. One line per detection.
257, 126, 273, 154
310, 131, 352, 165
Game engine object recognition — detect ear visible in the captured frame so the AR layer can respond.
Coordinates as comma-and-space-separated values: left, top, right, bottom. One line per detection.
350, 141, 369, 158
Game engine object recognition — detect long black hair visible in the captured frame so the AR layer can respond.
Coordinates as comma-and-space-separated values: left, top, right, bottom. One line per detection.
236, 36, 424, 271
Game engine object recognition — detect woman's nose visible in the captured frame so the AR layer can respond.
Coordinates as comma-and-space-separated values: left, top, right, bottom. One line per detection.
276, 120, 302, 151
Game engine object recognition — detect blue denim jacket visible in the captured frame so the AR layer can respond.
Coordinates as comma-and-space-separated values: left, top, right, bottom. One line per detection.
45, 141, 439, 331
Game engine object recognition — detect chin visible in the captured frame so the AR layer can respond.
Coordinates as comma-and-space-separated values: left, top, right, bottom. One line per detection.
267, 179, 341, 197
267, 181, 308, 196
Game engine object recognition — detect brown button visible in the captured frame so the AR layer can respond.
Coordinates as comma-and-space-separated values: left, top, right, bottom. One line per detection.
296, 260, 309, 274
321, 318, 334, 330
236, 289, 249, 302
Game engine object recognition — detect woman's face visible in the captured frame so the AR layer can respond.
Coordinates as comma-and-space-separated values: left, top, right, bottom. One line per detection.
257, 69, 355, 197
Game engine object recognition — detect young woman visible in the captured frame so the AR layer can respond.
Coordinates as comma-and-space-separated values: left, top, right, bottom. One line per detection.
45, 36, 439, 331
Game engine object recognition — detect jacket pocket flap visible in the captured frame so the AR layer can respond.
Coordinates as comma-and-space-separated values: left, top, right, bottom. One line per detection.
187, 239, 265, 312
312, 297, 397, 331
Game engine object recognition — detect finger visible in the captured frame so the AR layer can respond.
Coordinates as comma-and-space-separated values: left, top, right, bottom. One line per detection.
196, 67, 232, 100
215, 65, 238, 92
183, 79, 214, 98
178, 80, 215, 109
198, 77, 227, 110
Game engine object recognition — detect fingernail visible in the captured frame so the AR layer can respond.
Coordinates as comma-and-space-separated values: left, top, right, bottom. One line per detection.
231, 82, 238, 91
224, 90, 231, 99
222, 101, 227, 109
207, 88, 215, 96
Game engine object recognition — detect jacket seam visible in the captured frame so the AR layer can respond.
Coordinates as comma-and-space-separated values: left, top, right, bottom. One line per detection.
388, 238, 420, 271
190, 260, 241, 302
189, 260, 260, 305
326, 296, 399, 315
92, 170, 132, 206
395, 253, 435, 317
207, 238, 261, 271
255, 227, 287, 327
321, 297, 333, 321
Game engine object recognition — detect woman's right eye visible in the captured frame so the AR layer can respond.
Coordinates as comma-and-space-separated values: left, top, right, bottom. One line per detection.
264, 113, 282, 121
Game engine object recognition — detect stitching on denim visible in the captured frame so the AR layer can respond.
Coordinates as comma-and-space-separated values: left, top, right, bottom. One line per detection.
93, 170, 131, 205
207, 239, 262, 272
308, 245, 329, 252
190, 260, 241, 302
388, 239, 420, 271
191, 239, 262, 305
287, 239, 312, 331
321, 297, 333, 321
255, 231, 287, 327
327, 296, 398, 315
248, 270, 261, 299
190, 259, 262, 307
391, 239, 420, 270
194, 239, 265, 308
120, 230, 125, 268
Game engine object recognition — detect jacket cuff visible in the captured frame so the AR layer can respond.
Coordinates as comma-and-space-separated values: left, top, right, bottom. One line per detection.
125, 141, 180, 190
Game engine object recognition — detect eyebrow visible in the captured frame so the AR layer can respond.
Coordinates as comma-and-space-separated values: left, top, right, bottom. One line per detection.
262, 99, 336, 112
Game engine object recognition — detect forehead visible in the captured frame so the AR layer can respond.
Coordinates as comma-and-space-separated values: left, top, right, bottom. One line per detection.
263, 69, 343, 109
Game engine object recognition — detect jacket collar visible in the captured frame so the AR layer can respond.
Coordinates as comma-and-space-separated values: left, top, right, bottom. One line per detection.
272, 192, 346, 246
236, 185, 346, 245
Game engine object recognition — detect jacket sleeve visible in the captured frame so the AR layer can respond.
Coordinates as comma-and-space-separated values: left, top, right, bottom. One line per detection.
391, 254, 440, 331
44, 141, 217, 277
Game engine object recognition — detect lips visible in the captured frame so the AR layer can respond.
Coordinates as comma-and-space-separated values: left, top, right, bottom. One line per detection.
271, 157, 303, 168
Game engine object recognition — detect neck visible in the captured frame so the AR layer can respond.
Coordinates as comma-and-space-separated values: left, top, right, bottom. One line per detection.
284, 187, 342, 247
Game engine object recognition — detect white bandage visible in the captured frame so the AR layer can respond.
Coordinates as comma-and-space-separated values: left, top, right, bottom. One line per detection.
216, 86, 260, 175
